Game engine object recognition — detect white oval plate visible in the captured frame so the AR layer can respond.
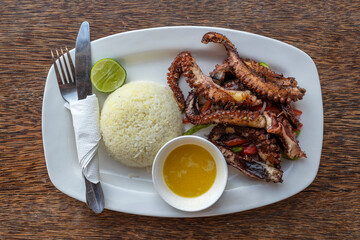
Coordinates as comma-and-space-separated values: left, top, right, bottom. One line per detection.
42, 26, 323, 217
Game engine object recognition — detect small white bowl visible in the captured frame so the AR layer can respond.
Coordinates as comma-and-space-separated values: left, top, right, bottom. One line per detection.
152, 135, 228, 212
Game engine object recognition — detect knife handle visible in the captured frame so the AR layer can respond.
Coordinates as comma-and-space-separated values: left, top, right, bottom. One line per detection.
83, 152, 104, 213
84, 177, 104, 213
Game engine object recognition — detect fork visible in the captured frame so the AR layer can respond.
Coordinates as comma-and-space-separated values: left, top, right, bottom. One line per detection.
51, 48, 77, 102
51, 48, 104, 213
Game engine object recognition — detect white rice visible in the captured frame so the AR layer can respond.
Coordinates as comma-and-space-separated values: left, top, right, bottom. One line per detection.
100, 81, 182, 167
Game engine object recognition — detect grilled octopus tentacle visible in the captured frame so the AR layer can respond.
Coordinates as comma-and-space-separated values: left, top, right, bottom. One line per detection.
209, 61, 303, 129
243, 60, 298, 87
211, 60, 298, 87
280, 103, 302, 129
210, 60, 233, 84
201, 32, 306, 103
185, 91, 266, 128
167, 52, 262, 109
185, 91, 305, 159
167, 52, 187, 110
263, 112, 306, 159
208, 125, 283, 183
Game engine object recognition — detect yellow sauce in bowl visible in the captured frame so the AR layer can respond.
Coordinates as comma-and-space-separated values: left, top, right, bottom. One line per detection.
163, 144, 217, 198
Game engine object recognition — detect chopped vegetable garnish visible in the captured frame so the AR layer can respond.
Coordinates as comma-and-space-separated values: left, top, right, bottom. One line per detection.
182, 117, 190, 124
294, 129, 301, 136
293, 108, 303, 117
182, 124, 211, 135
224, 137, 248, 147
293, 123, 303, 134
231, 146, 244, 153
243, 145, 257, 155
281, 152, 299, 160
259, 62, 270, 69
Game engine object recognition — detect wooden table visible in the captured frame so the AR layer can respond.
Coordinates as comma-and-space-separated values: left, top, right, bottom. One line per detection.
1, 0, 359, 239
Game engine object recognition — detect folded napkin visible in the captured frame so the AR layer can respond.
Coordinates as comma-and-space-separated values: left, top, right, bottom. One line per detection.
66, 94, 101, 184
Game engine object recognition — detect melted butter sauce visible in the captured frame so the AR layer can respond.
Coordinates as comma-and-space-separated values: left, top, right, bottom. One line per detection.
163, 144, 217, 198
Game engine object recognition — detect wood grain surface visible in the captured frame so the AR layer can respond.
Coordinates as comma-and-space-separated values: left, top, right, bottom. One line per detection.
0, 0, 359, 239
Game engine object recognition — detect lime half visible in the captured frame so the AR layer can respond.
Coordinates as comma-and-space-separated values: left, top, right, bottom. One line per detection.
90, 58, 127, 93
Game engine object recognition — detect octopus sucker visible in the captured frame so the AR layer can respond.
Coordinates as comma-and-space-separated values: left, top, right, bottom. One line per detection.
208, 125, 283, 183
202, 32, 306, 103
222, 79, 247, 91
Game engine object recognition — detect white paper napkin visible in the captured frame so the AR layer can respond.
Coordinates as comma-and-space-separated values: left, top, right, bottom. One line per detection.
66, 94, 101, 184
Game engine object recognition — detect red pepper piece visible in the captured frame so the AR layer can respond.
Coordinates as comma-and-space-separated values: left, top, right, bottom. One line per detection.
293, 123, 303, 132
243, 145, 257, 155
224, 137, 249, 147
292, 108, 303, 117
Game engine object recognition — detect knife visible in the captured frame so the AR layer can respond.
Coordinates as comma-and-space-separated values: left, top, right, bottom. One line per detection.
75, 21, 104, 213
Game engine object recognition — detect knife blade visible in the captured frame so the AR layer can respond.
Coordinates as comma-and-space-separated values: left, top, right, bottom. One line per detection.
75, 21, 92, 99
75, 21, 104, 214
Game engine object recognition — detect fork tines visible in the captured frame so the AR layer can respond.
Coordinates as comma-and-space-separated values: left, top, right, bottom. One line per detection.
51, 47, 75, 85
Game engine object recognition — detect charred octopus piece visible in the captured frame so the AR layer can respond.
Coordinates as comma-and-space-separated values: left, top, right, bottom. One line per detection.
280, 103, 302, 130
201, 32, 306, 103
185, 91, 266, 128
167, 51, 262, 111
208, 125, 283, 183
185, 91, 306, 159
263, 112, 306, 159
243, 59, 298, 87
211, 59, 298, 88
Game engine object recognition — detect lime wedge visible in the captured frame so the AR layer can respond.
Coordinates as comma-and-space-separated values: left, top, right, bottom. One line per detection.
90, 58, 127, 93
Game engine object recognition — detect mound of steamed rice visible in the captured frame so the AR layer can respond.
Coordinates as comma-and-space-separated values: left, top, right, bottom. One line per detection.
100, 81, 182, 167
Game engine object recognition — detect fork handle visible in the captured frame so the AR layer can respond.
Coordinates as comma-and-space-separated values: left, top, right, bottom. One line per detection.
84, 176, 104, 213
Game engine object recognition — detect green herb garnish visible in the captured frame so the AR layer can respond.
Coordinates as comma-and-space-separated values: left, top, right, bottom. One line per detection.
281, 151, 299, 160
259, 62, 270, 69
182, 124, 211, 135
231, 146, 244, 153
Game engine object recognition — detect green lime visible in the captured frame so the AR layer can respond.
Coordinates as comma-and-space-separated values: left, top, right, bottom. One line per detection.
90, 58, 127, 93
